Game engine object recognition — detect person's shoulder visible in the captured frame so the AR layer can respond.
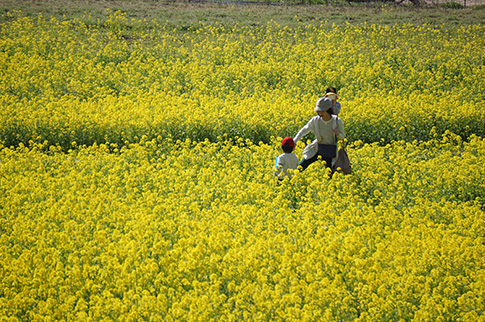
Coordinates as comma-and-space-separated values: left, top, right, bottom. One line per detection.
334, 115, 344, 126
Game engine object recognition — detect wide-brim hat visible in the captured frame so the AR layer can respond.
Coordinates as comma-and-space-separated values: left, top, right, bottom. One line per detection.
314, 97, 332, 112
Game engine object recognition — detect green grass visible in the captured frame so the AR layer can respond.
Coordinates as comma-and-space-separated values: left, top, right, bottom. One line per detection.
1, 0, 484, 27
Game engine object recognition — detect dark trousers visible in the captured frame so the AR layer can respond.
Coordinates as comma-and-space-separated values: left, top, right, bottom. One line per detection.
298, 153, 332, 171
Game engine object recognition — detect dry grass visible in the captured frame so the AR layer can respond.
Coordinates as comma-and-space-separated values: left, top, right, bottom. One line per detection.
0, 0, 484, 27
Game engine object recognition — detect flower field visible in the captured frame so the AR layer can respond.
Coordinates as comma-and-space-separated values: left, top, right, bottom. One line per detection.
1, 11, 484, 149
1, 8, 485, 321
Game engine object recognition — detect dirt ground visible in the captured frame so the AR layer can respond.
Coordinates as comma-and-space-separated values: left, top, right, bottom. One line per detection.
423, 0, 484, 6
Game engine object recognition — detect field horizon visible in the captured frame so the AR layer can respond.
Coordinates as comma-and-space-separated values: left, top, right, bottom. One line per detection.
1, 0, 485, 28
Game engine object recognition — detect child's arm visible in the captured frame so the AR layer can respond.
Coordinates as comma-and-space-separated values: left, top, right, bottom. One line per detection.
274, 155, 284, 177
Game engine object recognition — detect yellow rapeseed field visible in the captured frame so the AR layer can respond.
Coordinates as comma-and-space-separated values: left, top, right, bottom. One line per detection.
1, 9, 484, 321
1, 11, 484, 148
1, 136, 484, 320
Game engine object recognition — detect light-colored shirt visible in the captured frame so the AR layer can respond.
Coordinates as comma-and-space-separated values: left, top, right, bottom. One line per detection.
294, 115, 344, 145
294, 115, 345, 160
275, 152, 299, 178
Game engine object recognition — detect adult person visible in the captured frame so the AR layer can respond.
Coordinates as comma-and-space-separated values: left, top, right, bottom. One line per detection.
293, 97, 345, 172
324, 86, 341, 115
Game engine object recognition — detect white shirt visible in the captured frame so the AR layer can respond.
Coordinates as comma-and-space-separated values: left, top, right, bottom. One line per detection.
275, 153, 299, 178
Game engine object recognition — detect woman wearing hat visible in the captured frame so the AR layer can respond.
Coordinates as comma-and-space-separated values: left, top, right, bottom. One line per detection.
293, 97, 345, 172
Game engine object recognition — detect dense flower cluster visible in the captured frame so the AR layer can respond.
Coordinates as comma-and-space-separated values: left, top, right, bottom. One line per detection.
1, 11, 484, 149
1, 136, 484, 320
1, 9, 484, 321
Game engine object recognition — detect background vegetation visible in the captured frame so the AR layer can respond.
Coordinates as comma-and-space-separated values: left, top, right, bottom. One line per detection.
1, 1, 484, 150
1, 0, 485, 28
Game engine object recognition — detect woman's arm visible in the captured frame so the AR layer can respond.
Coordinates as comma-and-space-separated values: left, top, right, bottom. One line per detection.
294, 118, 314, 144
335, 117, 345, 141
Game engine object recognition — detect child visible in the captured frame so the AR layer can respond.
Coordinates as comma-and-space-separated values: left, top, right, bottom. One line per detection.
274, 137, 299, 180
324, 86, 341, 115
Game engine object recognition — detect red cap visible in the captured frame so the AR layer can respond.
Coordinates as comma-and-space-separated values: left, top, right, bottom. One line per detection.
282, 137, 295, 148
